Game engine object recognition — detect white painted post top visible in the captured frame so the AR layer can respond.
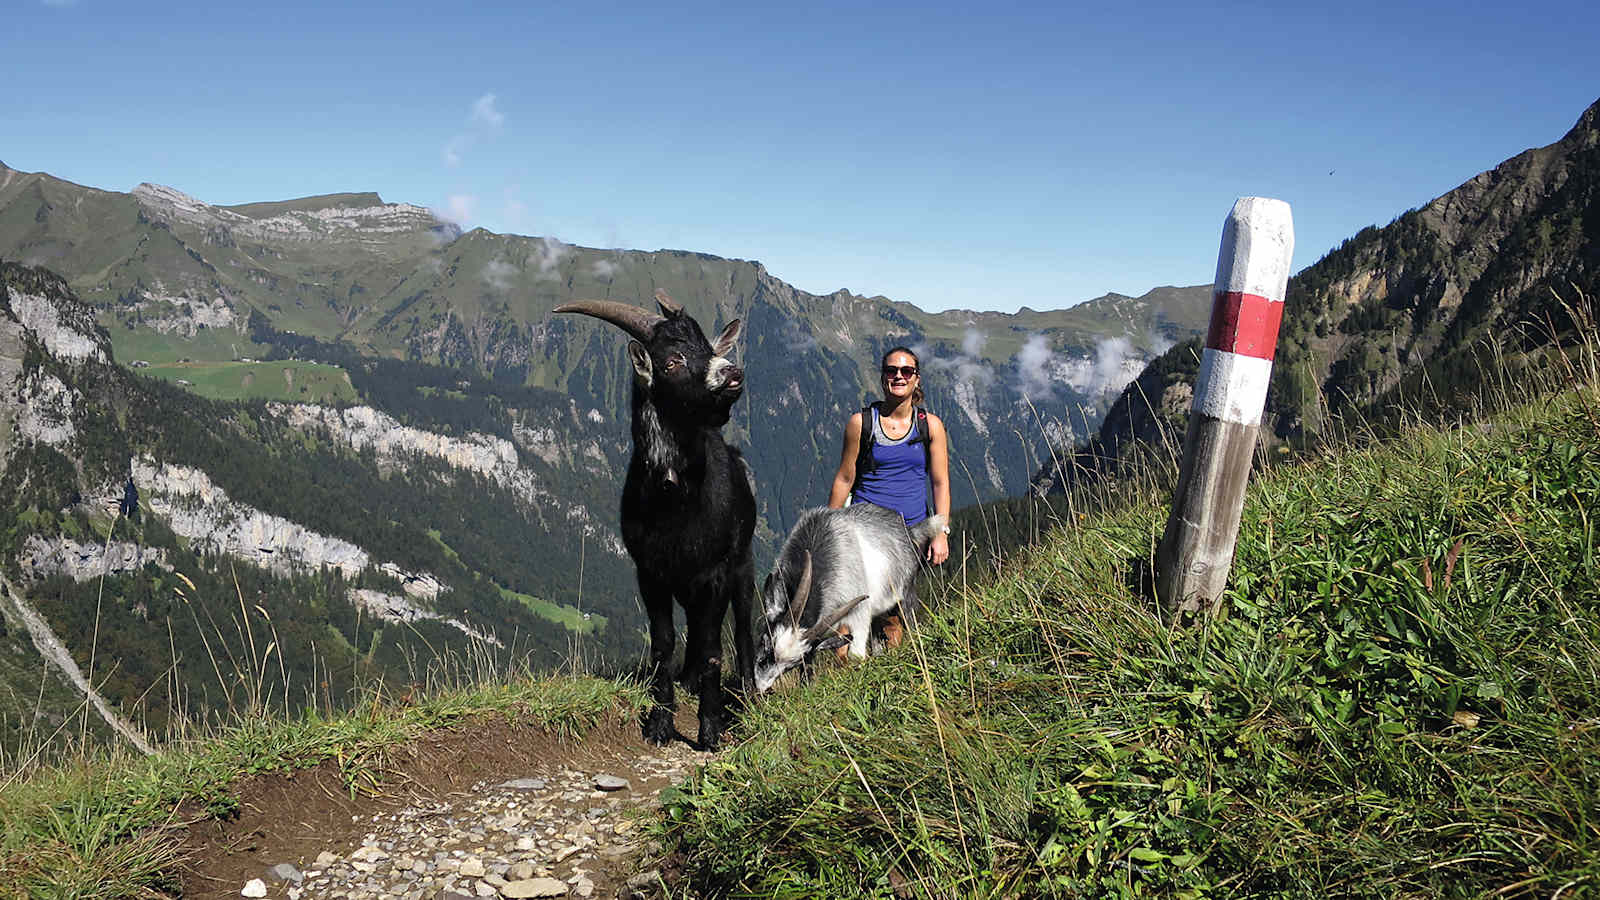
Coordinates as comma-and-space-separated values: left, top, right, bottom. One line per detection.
1214, 197, 1295, 302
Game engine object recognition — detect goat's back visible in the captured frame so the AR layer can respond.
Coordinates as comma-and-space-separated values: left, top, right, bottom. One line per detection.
778, 503, 919, 623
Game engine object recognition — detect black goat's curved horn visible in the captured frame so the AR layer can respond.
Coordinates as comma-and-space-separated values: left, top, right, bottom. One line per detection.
553, 300, 664, 342
787, 551, 813, 629
654, 288, 684, 317
802, 594, 869, 643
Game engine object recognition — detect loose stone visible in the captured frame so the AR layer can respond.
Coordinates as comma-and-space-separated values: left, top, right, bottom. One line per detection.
501, 878, 568, 899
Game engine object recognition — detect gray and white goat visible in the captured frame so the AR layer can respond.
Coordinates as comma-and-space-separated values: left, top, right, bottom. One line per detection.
753, 503, 946, 693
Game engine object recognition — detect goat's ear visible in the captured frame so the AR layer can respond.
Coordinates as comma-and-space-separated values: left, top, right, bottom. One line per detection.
712, 318, 742, 358
627, 340, 653, 386
814, 633, 850, 653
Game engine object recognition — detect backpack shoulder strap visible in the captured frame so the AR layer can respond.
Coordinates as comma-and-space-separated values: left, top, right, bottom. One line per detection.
915, 406, 933, 514
852, 403, 877, 489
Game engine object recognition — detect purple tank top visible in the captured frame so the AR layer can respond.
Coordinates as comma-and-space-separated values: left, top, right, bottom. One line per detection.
852, 407, 928, 526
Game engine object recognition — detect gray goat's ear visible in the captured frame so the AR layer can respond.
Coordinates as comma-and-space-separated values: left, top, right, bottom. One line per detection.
627, 340, 653, 386
815, 633, 850, 653
712, 318, 742, 358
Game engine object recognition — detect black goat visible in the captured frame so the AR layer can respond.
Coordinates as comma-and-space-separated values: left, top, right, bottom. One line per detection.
555, 290, 756, 749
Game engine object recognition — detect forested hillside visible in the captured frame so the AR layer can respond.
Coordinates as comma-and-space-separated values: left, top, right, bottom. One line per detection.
0, 263, 634, 754
1035, 95, 1600, 493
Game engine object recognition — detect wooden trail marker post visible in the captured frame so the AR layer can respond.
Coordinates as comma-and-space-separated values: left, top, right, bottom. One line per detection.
1156, 197, 1294, 614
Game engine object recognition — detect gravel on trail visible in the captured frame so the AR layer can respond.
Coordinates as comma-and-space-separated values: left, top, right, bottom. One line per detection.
177, 713, 716, 900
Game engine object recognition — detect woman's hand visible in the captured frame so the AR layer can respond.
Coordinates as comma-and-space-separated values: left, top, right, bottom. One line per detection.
926, 532, 949, 565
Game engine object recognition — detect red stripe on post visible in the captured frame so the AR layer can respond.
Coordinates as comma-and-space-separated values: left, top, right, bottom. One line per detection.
1205, 291, 1284, 360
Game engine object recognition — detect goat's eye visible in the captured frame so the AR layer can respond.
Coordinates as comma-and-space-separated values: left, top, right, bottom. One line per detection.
663, 354, 684, 371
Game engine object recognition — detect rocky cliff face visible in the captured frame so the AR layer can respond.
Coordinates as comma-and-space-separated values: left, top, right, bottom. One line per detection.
1271, 96, 1600, 437
18, 536, 170, 582
130, 456, 445, 598
0, 264, 118, 489
270, 402, 626, 557
1, 261, 597, 753
131, 183, 448, 244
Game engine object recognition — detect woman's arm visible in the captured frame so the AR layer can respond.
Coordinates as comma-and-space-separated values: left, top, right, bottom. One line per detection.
926, 413, 951, 564
827, 412, 865, 508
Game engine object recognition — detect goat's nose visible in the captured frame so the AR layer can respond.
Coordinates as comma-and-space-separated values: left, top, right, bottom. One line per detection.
725, 367, 744, 389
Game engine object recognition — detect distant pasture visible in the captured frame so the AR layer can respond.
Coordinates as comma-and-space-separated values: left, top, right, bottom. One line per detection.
138, 359, 357, 404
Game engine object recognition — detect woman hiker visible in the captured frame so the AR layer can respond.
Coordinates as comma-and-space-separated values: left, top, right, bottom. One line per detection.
827, 346, 952, 644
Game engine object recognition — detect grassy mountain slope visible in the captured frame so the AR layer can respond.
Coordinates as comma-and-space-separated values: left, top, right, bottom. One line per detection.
2, 338, 1594, 899
664, 375, 1600, 898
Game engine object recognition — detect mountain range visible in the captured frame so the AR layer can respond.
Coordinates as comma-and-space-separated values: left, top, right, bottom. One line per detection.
8, 94, 1594, 756
0, 159, 1207, 753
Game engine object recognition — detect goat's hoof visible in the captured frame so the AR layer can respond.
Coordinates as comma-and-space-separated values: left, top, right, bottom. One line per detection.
696, 725, 722, 752
642, 707, 675, 746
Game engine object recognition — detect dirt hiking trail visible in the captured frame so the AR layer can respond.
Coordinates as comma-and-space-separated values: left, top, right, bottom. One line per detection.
177, 707, 715, 900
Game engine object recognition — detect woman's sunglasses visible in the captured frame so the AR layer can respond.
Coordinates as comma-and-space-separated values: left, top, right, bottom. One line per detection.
882, 365, 919, 379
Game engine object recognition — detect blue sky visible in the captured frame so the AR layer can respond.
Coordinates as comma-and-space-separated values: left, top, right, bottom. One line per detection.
5, 0, 1597, 312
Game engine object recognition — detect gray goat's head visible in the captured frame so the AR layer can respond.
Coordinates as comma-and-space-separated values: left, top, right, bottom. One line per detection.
555, 289, 744, 427
753, 550, 867, 693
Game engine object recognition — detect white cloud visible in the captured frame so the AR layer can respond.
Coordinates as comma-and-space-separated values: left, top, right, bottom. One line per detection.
918, 334, 996, 391
1087, 337, 1135, 398
483, 259, 518, 292
441, 92, 505, 169
435, 194, 477, 226
470, 93, 505, 129
1016, 333, 1056, 400
531, 237, 570, 280
590, 258, 619, 278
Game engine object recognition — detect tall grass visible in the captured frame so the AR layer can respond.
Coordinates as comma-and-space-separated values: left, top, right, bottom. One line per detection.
658, 293, 1600, 898
0, 552, 648, 898
0, 668, 646, 898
